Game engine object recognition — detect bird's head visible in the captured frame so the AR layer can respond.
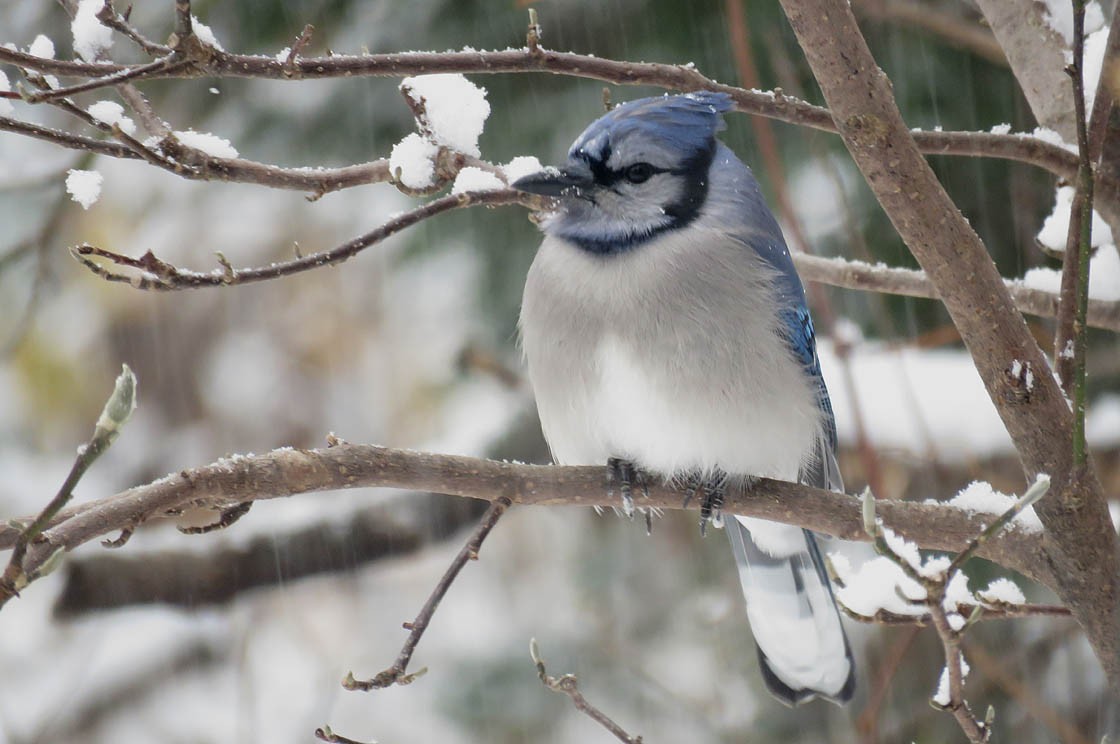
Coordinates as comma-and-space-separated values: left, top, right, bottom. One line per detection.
513, 91, 734, 255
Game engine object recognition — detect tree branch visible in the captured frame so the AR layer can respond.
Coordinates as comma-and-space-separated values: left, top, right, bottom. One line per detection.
0, 443, 1057, 592
342, 496, 510, 691
793, 253, 1120, 333
778, 0, 1120, 694
71, 189, 531, 289
530, 639, 643, 744
0, 45, 1082, 181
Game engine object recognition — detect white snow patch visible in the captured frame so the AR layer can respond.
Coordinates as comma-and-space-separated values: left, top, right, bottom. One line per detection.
1084, 27, 1110, 112
28, 35, 55, 59
401, 74, 490, 157
882, 525, 921, 571
821, 341, 1014, 459
1035, 185, 1114, 252
1087, 395, 1120, 447
1031, 126, 1076, 152
72, 0, 113, 62
65, 168, 103, 209
978, 577, 1026, 605
1023, 243, 1120, 302
834, 554, 926, 617
0, 70, 12, 116
989, 123, 1012, 135
943, 571, 974, 613
191, 17, 224, 51
87, 100, 136, 135
275, 47, 291, 63
1010, 359, 1035, 391
501, 155, 544, 183
450, 166, 503, 195
389, 133, 438, 189
933, 656, 970, 707
173, 130, 239, 158
948, 481, 1044, 532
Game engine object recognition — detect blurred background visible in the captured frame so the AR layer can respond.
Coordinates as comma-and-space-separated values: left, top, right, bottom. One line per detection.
1, 1, 1118, 742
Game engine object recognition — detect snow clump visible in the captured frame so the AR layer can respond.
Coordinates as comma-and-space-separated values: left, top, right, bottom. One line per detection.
72, 0, 114, 62
401, 74, 490, 157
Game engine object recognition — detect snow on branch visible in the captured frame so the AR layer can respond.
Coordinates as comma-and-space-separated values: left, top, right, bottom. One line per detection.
843, 477, 1051, 743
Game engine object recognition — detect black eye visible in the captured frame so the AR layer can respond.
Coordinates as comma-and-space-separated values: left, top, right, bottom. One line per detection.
624, 163, 654, 184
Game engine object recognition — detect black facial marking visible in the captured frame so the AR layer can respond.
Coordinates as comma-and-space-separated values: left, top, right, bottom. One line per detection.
562, 139, 720, 256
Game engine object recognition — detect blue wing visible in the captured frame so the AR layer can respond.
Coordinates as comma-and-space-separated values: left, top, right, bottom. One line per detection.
778, 305, 842, 492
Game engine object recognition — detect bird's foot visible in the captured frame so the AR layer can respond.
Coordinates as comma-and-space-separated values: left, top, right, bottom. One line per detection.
677, 470, 729, 536
607, 457, 649, 519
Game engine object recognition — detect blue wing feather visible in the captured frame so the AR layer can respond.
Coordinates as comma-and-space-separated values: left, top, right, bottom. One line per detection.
778, 305, 841, 491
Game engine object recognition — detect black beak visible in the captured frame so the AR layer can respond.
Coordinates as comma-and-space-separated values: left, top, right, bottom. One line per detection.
511, 164, 595, 197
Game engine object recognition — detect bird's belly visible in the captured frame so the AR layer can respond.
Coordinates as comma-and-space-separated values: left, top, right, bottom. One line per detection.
540, 334, 816, 481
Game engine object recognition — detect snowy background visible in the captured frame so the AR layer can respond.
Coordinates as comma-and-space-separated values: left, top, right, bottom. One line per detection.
1, 1, 1118, 742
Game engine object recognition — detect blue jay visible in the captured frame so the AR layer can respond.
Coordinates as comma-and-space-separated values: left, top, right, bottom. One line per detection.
512, 91, 855, 706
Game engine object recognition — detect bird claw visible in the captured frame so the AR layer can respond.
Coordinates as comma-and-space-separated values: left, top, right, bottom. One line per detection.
678, 470, 729, 536
607, 457, 648, 519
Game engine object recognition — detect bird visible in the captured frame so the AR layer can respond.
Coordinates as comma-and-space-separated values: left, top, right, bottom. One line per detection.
511, 91, 855, 706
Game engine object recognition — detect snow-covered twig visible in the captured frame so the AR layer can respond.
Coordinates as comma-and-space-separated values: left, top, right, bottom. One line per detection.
855, 479, 1051, 743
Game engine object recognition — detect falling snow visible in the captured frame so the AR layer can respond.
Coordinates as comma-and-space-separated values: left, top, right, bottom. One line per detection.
65, 169, 103, 209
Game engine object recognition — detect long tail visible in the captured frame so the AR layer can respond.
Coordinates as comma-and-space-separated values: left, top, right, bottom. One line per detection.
727, 515, 855, 706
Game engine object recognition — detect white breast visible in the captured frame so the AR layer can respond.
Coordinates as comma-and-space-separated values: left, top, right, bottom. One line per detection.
521, 223, 823, 482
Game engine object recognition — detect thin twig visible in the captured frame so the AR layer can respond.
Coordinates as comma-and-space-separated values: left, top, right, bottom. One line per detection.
172, 0, 193, 46
945, 475, 1050, 578
314, 726, 371, 744
22, 56, 189, 103
843, 601, 1071, 626
1067, 0, 1095, 466
97, 0, 173, 56
285, 24, 315, 69
341, 496, 512, 690
530, 639, 643, 744
71, 189, 532, 290
858, 481, 1049, 742
0, 366, 136, 608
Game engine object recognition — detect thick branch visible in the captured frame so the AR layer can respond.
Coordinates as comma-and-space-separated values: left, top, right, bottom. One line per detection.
0, 444, 1056, 589
778, 0, 1120, 693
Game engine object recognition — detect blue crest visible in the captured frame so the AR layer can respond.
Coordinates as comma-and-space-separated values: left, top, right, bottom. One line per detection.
569, 91, 734, 166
